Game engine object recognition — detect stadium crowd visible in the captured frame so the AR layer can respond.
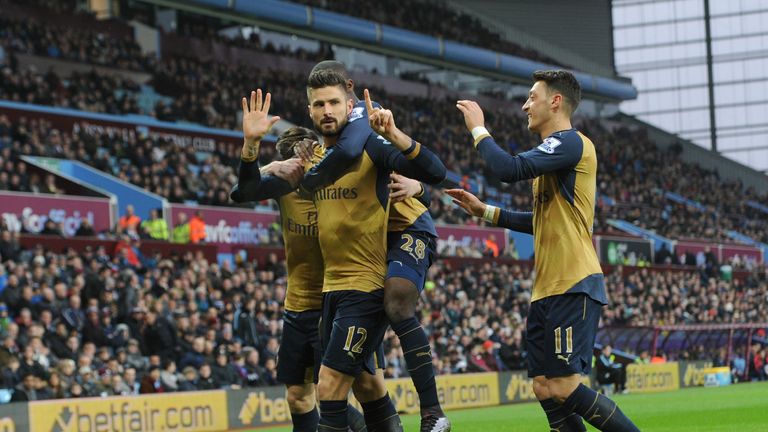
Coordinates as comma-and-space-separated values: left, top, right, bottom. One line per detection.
2, 0, 768, 246
290, 0, 565, 67
0, 223, 766, 402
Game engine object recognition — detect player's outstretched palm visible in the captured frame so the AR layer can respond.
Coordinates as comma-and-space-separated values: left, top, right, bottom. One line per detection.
242, 89, 280, 145
365, 89, 397, 139
445, 188, 486, 218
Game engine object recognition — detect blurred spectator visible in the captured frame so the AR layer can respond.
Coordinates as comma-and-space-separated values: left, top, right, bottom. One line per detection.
118, 205, 141, 238
171, 213, 190, 244
140, 209, 169, 241
189, 211, 206, 244
139, 365, 165, 394
595, 345, 627, 394
74, 218, 96, 237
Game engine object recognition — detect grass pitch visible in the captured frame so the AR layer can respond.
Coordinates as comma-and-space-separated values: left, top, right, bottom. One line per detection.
248, 381, 768, 431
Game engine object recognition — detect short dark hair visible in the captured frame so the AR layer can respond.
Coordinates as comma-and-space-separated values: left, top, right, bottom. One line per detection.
307, 69, 348, 95
532, 70, 581, 114
310, 60, 349, 79
275, 127, 318, 160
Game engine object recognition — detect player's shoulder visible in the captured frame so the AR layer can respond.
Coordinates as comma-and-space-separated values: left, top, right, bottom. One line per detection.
537, 128, 583, 155
349, 99, 382, 123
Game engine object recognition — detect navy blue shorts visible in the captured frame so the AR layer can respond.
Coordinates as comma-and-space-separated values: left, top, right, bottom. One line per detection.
320, 290, 388, 377
386, 230, 436, 292
526, 293, 603, 378
277, 309, 322, 385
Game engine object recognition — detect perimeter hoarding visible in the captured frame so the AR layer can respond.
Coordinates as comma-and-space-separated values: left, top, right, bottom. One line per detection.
29, 391, 228, 432
435, 225, 509, 256
168, 204, 279, 253
625, 362, 680, 393
0, 191, 113, 236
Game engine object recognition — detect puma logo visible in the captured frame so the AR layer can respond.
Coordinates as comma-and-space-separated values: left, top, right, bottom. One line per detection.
589, 409, 602, 422
557, 354, 571, 364
416, 351, 431, 358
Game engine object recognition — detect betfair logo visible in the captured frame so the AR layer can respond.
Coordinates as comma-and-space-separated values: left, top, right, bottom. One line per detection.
315, 187, 359, 201
238, 391, 291, 425
505, 374, 537, 402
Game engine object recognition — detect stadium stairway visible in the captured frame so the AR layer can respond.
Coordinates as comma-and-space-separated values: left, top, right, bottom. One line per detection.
22, 155, 165, 222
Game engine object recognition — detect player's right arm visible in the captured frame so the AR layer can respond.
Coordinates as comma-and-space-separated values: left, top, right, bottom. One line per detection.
457, 100, 581, 183
229, 90, 295, 202
444, 188, 533, 234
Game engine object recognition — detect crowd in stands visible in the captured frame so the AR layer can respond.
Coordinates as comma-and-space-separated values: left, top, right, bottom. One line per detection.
0, 224, 765, 402
291, 0, 565, 67
0, 113, 243, 208
2, 0, 768, 246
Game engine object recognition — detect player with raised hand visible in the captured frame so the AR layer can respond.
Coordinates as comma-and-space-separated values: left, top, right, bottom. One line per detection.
301, 61, 449, 432
297, 69, 444, 432
456, 70, 640, 432
230, 90, 368, 432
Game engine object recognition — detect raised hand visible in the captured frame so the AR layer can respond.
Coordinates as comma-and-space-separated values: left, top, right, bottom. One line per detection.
389, 173, 423, 203
444, 188, 486, 218
456, 100, 486, 132
242, 89, 280, 146
365, 89, 397, 140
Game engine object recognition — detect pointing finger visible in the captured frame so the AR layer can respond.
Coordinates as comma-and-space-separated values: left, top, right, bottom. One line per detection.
364, 89, 374, 114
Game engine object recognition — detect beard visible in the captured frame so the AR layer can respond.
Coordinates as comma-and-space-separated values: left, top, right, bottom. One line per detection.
314, 117, 347, 137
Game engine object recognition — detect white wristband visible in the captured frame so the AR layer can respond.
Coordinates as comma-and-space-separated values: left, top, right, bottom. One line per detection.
471, 126, 490, 141
483, 205, 497, 223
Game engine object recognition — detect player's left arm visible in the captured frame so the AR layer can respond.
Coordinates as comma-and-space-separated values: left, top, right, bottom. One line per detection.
365, 89, 446, 184
445, 188, 533, 234
457, 100, 581, 182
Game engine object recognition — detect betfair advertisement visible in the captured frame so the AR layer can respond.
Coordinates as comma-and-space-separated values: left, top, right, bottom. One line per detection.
385, 372, 500, 414
0, 402, 29, 431
227, 386, 292, 429
29, 391, 228, 432
679, 360, 714, 388
626, 362, 680, 393
498, 371, 593, 404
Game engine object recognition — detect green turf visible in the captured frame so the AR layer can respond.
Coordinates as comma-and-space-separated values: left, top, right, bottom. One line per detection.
247, 382, 768, 431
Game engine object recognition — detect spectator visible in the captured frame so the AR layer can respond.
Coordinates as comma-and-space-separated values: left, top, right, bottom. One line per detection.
10, 372, 38, 401
196, 363, 218, 390
189, 211, 206, 244
211, 348, 240, 388
178, 366, 199, 391
171, 213, 190, 244
123, 367, 140, 395
139, 365, 165, 394
74, 218, 96, 237
142, 310, 177, 362
140, 209, 169, 241
242, 349, 266, 387
595, 345, 627, 394
118, 205, 141, 237
160, 359, 180, 391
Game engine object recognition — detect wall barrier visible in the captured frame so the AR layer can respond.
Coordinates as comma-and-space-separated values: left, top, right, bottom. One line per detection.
0, 361, 724, 430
